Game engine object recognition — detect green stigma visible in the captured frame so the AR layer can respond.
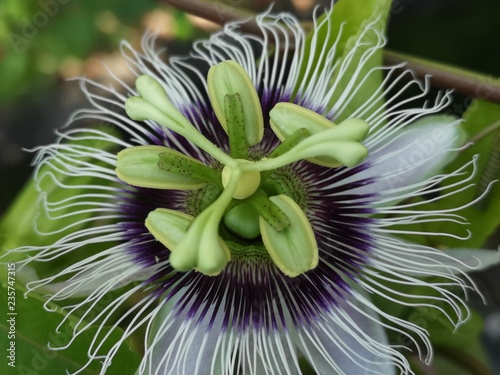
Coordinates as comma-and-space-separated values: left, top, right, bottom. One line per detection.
116, 60, 370, 278
221, 161, 261, 199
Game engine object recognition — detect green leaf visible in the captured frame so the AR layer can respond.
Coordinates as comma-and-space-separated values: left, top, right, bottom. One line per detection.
299, 0, 392, 122
411, 304, 491, 375
260, 194, 318, 277
0, 285, 141, 374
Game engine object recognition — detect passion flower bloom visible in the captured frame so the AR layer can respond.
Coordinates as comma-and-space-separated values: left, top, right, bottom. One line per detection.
11, 8, 499, 375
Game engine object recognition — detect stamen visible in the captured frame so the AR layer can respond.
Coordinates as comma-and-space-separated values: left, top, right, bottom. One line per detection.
260, 194, 318, 277
157, 150, 222, 188
207, 60, 264, 146
116, 145, 206, 190
260, 128, 310, 183
245, 190, 291, 232
270, 103, 370, 167
126, 75, 233, 165
224, 93, 249, 159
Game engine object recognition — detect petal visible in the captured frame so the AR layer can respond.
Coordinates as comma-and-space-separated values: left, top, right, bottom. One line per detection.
360, 115, 465, 193
243, 330, 300, 375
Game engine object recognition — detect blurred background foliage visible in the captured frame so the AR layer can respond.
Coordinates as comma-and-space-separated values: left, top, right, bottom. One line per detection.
0, 0, 499, 374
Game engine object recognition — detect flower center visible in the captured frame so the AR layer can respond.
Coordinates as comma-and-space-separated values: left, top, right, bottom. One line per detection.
116, 60, 370, 278
221, 161, 261, 200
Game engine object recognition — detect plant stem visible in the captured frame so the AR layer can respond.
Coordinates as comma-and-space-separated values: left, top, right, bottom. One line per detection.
158, 0, 500, 105
161, 0, 261, 35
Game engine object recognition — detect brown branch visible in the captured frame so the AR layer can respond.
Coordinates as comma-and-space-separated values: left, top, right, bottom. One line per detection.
384, 50, 500, 104
161, 0, 262, 36
158, 0, 500, 105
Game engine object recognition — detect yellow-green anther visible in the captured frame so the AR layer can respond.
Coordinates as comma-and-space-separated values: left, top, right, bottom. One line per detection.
260, 194, 318, 277
225, 93, 249, 159
170, 165, 240, 275
145, 208, 194, 251
207, 60, 263, 146
290, 130, 368, 167
269, 102, 336, 141
267, 128, 311, 159
125, 76, 234, 166
116, 145, 206, 190
223, 203, 261, 239
269, 103, 369, 167
158, 151, 222, 188
221, 161, 260, 200
146, 208, 231, 275
249, 124, 369, 172
246, 190, 290, 232
135, 75, 188, 127
168, 203, 231, 276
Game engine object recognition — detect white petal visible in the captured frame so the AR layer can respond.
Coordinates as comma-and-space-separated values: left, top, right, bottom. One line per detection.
437, 247, 500, 273
22, 261, 159, 298
358, 115, 465, 195
375, 237, 500, 277
294, 292, 397, 375
142, 293, 224, 375
242, 330, 300, 375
